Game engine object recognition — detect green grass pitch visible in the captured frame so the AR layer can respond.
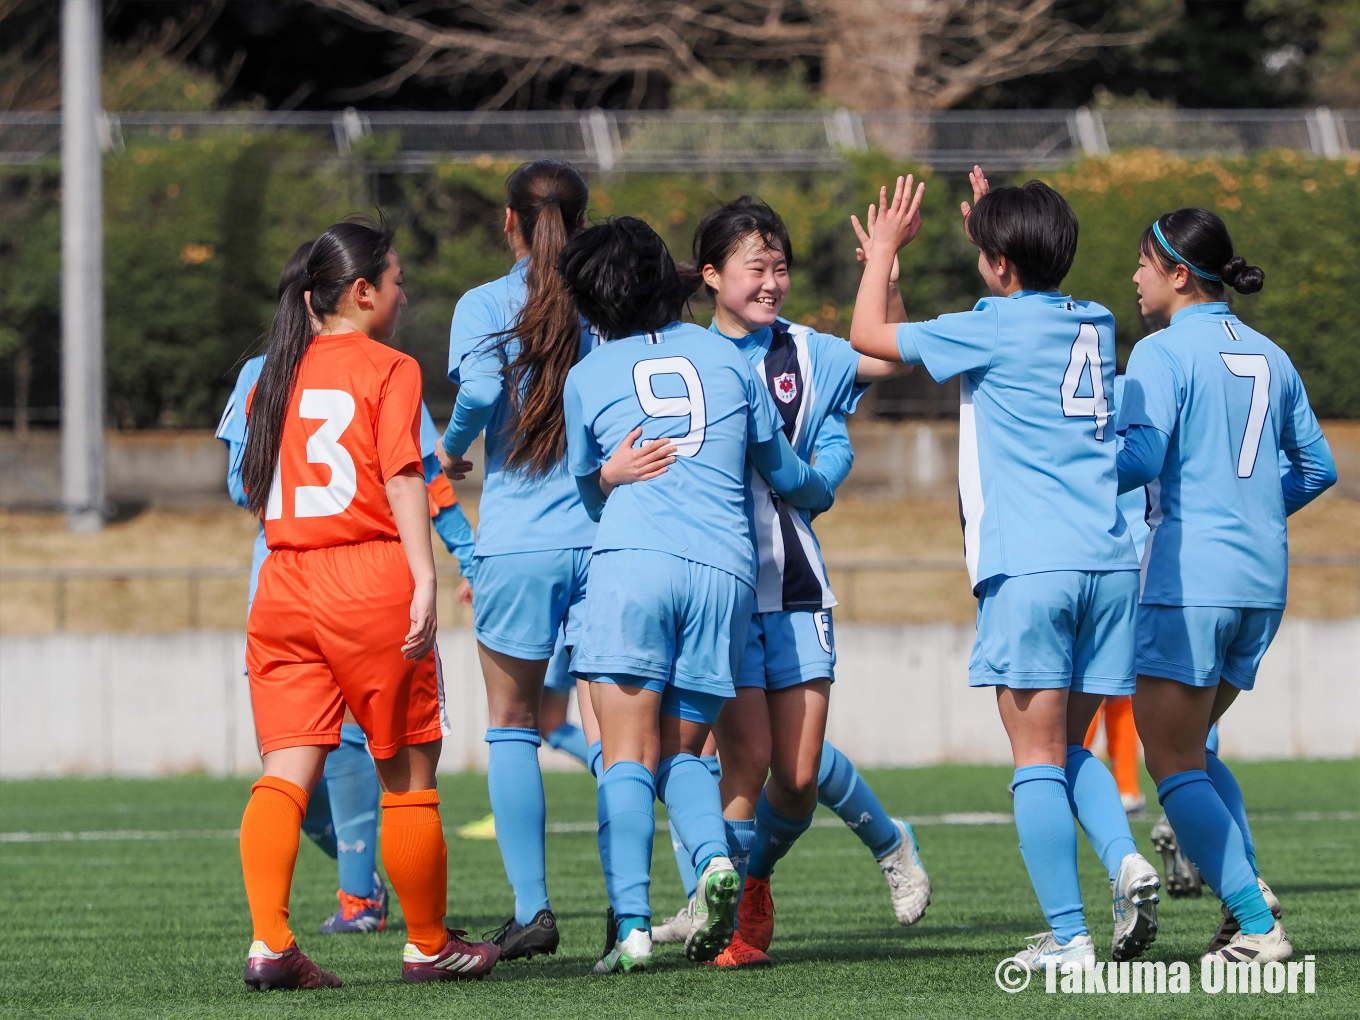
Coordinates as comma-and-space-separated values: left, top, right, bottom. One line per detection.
2, 760, 1356, 1019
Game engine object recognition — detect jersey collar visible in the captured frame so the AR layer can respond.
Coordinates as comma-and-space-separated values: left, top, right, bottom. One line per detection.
1170, 301, 1233, 325
708, 319, 774, 362
1009, 289, 1070, 302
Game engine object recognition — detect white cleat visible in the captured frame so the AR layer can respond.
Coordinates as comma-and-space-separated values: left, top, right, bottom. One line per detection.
1150, 814, 1203, 897
877, 819, 931, 925
1111, 852, 1160, 961
650, 897, 698, 945
1206, 877, 1284, 955
1203, 921, 1293, 965
1013, 932, 1096, 973
592, 928, 653, 974
1120, 792, 1147, 815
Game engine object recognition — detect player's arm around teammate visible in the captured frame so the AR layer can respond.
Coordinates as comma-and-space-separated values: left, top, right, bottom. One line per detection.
237, 222, 498, 991
1119, 209, 1335, 966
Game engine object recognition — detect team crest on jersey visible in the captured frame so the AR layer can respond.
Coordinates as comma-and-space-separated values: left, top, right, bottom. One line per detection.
773, 372, 798, 404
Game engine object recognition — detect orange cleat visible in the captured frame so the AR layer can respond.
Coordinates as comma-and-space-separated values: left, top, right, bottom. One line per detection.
736, 876, 774, 953
708, 929, 773, 969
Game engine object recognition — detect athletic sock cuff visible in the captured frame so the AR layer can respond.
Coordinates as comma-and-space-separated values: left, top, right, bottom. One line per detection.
1156, 769, 1210, 805
700, 754, 722, 779
655, 752, 699, 791
587, 740, 604, 781
251, 775, 309, 814
381, 789, 441, 810
485, 726, 543, 746
1066, 743, 1093, 760
1012, 764, 1068, 789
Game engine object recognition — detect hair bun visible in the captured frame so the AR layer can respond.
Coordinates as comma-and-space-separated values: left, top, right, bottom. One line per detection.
1220, 255, 1264, 295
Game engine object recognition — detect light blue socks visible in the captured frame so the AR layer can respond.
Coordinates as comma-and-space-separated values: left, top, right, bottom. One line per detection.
486, 726, 550, 924
546, 722, 589, 766
598, 760, 656, 924
1158, 770, 1273, 934
324, 724, 382, 897
1013, 764, 1087, 943
818, 740, 901, 858
656, 753, 729, 877
748, 790, 814, 881
300, 774, 336, 858
1205, 750, 1258, 877
672, 756, 722, 898
587, 739, 604, 781
725, 817, 756, 896
1065, 743, 1138, 883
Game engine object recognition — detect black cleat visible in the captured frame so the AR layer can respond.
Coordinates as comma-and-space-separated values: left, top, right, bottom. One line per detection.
603, 906, 618, 958
486, 909, 559, 961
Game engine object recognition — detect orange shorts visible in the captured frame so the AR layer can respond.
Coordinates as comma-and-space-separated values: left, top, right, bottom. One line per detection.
246, 538, 445, 758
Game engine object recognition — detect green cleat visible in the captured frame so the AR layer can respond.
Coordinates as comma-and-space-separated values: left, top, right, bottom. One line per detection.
592, 928, 652, 975
685, 855, 740, 963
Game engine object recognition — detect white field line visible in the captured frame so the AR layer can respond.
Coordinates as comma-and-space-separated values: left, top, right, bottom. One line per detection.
2, 811, 1354, 844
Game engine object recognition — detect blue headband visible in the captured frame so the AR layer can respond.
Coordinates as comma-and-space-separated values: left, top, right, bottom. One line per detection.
1152, 221, 1220, 281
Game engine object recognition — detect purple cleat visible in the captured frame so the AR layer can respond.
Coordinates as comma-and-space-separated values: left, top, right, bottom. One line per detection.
401, 929, 500, 983
319, 870, 389, 934
243, 941, 342, 991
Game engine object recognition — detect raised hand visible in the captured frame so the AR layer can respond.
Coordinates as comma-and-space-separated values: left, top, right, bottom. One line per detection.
959, 165, 990, 238
851, 202, 901, 284
871, 175, 926, 258
601, 426, 677, 489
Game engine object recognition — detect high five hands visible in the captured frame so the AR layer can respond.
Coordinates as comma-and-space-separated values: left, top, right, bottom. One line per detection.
851, 202, 901, 284
867, 175, 927, 259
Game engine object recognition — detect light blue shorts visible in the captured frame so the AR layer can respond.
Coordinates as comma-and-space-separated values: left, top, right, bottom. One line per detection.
571, 549, 754, 698
543, 627, 575, 694
969, 570, 1139, 696
736, 609, 836, 689
583, 674, 728, 724
472, 548, 590, 660
1136, 604, 1283, 691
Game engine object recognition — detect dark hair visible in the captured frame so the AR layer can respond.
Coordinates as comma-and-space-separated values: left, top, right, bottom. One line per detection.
558, 217, 690, 341
689, 196, 792, 296
1139, 207, 1264, 296
497, 160, 590, 477
277, 240, 313, 299
967, 180, 1078, 291
241, 221, 394, 517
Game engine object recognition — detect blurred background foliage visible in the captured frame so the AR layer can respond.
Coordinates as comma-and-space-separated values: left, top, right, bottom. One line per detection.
2, 140, 1357, 426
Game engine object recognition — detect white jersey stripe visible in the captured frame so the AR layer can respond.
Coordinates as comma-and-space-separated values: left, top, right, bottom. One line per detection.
957, 377, 984, 589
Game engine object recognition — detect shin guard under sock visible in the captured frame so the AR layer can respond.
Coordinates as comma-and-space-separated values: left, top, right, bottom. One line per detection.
1205, 751, 1258, 878
747, 790, 814, 881
486, 727, 550, 924
1012, 765, 1087, 944
657, 753, 730, 875
597, 761, 656, 922
1065, 744, 1138, 883
381, 789, 449, 955
817, 741, 901, 858
240, 776, 308, 952
324, 724, 382, 897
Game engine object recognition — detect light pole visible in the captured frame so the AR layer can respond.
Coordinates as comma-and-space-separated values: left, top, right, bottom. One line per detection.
61, 0, 105, 533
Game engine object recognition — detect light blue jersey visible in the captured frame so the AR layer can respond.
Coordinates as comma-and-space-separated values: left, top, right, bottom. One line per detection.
443, 258, 597, 557
216, 356, 269, 607
419, 403, 476, 578
712, 318, 862, 612
563, 320, 781, 589
1113, 377, 1151, 560
1118, 303, 1325, 609
897, 291, 1139, 590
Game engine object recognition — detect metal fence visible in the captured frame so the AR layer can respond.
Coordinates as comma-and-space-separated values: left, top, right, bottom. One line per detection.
2, 107, 1356, 171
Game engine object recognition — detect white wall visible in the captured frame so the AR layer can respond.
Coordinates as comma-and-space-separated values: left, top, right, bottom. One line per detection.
1, 620, 1356, 778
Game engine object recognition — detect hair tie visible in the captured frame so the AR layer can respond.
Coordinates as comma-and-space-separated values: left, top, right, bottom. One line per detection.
541, 196, 561, 206
297, 271, 313, 290
1151, 221, 1220, 281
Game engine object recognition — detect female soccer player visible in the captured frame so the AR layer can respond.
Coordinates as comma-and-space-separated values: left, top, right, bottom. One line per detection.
1118, 208, 1336, 965
436, 160, 595, 960
559, 216, 835, 974
851, 171, 1162, 972
238, 221, 497, 989
650, 198, 929, 967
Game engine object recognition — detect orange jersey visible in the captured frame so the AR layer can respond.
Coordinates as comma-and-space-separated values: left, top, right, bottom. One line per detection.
251, 332, 424, 551
426, 472, 458, 517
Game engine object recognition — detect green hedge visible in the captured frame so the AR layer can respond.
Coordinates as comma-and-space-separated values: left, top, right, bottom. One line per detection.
2, 142, 1357, 426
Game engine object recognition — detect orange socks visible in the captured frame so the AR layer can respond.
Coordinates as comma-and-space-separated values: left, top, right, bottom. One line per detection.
239, 775, 308, 953
381, 789, 449, 955
1103, 695, 1143, 799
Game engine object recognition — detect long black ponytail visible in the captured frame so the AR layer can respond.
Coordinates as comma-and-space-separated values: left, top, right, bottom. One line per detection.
241, 221, 393, 517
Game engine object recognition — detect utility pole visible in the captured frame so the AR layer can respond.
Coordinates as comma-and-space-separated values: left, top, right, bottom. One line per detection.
61, 0, 105, 533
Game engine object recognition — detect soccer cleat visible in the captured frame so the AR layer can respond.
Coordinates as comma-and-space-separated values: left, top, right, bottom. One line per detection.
685, 855, 740, 963
708, 929, 773, 969
592, 927, 652, 974
735, 876, 774, 953
602, 907, 618, 958
485, 908, 559, 961
318, 870, 388, 934
1150, 814, 1203, 897
1203, 921, 1293, 965
1206, 878, 1284, 955
878, 819, 931, 925
651, 897, 698, 945
1012, 932, 1096, 974
400, 929, 500, 983
243, 941, 342, 991
1121, 792, 1147, 815
1110, 852, 1160, 961
456, 811, 497, 840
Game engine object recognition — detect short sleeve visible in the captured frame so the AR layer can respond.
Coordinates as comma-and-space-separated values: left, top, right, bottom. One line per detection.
742, 358, 781, 445
813, 333, 865, 416
448, 287, 505, 384
376, 357, 425, 483
1279, 360, 1324, 452
1118, 338, 1183, 437
563, 374, 603, 477
897, 301, 1000, 384
216, 357, 263, 444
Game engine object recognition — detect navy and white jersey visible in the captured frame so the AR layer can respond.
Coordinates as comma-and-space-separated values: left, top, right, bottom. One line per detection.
564, 320, 781, 589
897, 291, 1139, 590
1118, 302, 1324, 610
711, 319, 863, 612
445, 258, 598, 557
